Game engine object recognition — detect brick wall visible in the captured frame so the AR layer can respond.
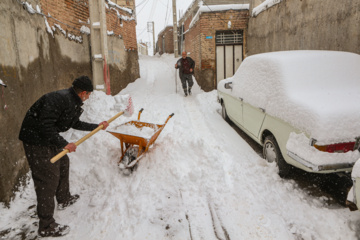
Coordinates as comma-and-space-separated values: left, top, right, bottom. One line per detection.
115, 0, 135, 11
39, 0, 137, 50
157, 26, 174, 55
184, 10, 249, 91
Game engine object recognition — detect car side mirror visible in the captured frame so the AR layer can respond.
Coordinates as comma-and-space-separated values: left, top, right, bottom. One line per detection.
224, 82, 233, 89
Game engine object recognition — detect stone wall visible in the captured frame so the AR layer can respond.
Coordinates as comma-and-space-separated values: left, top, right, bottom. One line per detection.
0, 0, 139, 205
247, 0, 360, 56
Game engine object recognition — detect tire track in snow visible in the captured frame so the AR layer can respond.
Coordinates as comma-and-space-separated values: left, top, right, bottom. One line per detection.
181, 97, 234, 240
208, 201, 230, 240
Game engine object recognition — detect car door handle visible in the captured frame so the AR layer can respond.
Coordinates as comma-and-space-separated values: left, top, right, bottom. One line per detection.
239, 97, 243, 101
259, 107, 265, 113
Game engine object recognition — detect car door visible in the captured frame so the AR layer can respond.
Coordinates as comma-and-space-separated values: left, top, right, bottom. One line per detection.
242, 102, 266, 139
223, 88, 243, 127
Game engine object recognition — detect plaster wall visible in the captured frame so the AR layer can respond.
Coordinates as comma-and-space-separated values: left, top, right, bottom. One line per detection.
0, 0, 139, 204
247, 0, 360, 56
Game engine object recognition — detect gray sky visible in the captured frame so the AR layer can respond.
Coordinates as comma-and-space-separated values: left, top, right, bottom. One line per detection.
135, 0, 194, 54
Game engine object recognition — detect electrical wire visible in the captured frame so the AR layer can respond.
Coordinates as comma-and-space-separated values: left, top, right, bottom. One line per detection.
148, 0, 158, 21
137, 27, 148, 38
137, 0, 151, 15
164, 0, 170, 29
136, 0, 148, 8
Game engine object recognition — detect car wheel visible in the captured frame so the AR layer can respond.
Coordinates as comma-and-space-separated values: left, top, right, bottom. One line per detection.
263, 135, 292, 178
221, 102, 230, 122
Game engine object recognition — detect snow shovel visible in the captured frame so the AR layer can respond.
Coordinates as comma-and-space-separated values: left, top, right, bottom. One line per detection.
50, 97, 134, 163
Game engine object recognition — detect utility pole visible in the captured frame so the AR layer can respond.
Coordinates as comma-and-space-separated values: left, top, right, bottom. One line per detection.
147, 21, 155, 55
152, 22, 155, 55
172, 0, 178, 57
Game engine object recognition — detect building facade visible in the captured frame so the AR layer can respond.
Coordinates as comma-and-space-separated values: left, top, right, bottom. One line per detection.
178, 0, 251, 92
138, 42, 148, 55
157, 26, 174, 55
115, 0, 135, 11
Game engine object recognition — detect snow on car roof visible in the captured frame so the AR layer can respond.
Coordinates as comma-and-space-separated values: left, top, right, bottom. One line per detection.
231, 50, 360, 143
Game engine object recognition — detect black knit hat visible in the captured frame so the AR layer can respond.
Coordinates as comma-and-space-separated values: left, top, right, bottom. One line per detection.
72, 76, 93, 92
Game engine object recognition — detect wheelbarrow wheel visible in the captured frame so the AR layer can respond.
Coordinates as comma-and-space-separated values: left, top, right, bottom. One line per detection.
120, 147, 138, 175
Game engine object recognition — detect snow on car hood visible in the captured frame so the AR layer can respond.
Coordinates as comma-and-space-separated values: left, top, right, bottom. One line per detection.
229, 50, 360, 144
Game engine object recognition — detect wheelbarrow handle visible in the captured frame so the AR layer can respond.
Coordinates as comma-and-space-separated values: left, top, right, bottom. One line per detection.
138, 108, 144, 121
164, 113, 175, 124
50, 111, 125, 163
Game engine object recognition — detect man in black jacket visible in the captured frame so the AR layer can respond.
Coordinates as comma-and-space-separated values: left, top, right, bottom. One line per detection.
19, 76, 109, 237
175, 51, 195, 96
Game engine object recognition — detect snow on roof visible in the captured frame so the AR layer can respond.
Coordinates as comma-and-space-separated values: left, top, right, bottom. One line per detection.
158, 25, 173, 37
229, 50, 360, 143
107, 0, 133, 14
252, 0, 283, 17
178, 0, 199, 23
189, 4, 250, 29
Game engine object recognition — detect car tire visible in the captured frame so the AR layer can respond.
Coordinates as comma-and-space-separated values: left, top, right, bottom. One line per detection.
221, 102, 230, 122
263, 135, 292, 178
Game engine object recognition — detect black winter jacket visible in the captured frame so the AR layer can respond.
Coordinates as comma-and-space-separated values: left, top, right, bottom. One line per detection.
19, 87, 98, 148
176, 57, 195, 79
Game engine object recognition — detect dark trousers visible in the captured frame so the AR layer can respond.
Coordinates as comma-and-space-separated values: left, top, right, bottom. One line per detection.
180, 74, 194, 92
23, 143, 71, 229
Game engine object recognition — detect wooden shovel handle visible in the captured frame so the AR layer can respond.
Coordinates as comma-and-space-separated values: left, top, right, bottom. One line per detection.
50, 111, 124, 163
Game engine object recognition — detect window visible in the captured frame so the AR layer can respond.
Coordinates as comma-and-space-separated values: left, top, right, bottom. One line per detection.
216, 30, 243, 45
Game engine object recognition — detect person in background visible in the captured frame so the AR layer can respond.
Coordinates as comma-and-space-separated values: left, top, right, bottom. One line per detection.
175, 51, 195, 97
18, 76, 109, 237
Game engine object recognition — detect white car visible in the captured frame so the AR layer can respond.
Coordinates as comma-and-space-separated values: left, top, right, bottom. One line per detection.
217, 50, 360, 178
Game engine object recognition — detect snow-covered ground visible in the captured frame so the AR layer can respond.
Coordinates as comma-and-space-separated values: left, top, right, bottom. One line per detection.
1, 54, 360, 239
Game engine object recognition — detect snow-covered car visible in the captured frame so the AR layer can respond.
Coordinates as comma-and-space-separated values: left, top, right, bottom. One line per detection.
217, 50, 360, 178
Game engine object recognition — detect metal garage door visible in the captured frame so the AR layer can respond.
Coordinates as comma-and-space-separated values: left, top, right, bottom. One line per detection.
216, 30, 243, 86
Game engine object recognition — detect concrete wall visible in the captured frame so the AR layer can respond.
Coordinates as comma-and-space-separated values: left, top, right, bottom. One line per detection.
247, 0, 360, 56
0, 0, 139, 205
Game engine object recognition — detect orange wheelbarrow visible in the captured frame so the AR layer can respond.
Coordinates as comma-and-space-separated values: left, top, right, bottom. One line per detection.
107, 108, 174, 171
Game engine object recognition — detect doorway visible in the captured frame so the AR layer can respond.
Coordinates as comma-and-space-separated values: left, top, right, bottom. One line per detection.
216, 30, 243, 86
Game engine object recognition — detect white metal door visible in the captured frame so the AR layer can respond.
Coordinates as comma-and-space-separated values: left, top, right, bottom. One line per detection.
216, 30, 243, 86
216, 46, 225, 84
234, 45, 242, 73
225, 45, 234, 78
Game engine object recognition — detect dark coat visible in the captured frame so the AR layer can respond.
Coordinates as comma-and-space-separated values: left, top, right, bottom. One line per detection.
176, 57, 195, 79
19, 87, 98, 148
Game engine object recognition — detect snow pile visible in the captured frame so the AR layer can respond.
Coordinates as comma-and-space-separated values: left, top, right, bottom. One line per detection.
109, 124, 156, 139
0, 79, 6, 87
107, 0, 133, 14
44, 16, 54, 37
55, 23, 66, 36
80, 25, 90, 35
252, 0, 283, 17
24, 2, 36, 14
229, 50, 360, 143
